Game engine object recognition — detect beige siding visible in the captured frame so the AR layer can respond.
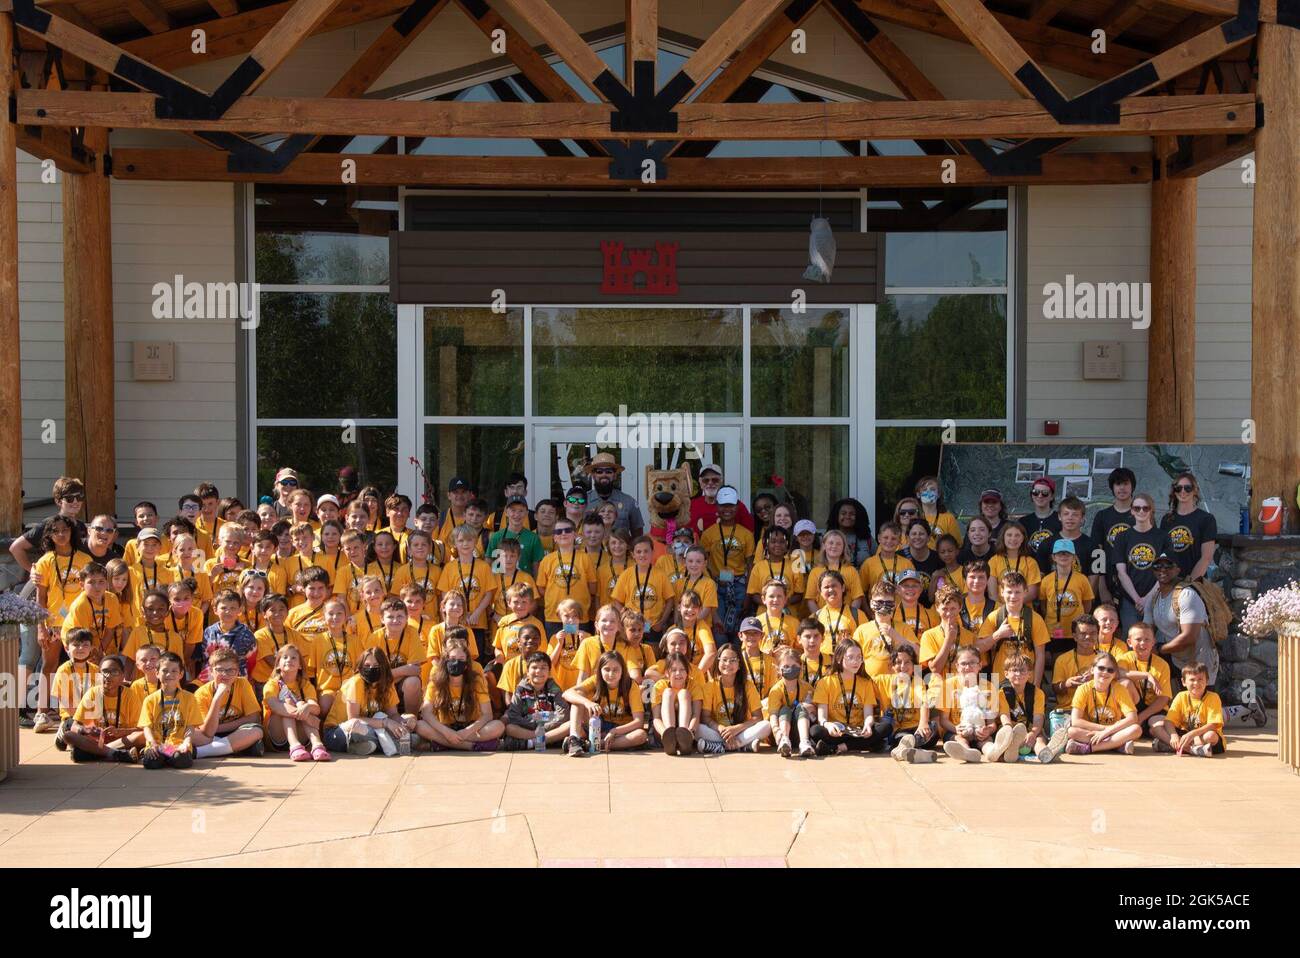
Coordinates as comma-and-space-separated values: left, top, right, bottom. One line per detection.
15, 152, 238, 518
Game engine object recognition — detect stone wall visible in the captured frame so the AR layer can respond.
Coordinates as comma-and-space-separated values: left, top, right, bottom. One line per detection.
1214, 535, 1300, 708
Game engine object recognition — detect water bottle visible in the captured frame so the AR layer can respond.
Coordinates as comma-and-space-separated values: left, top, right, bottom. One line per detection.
589, 711, 601, 753
533, 711, 549, 752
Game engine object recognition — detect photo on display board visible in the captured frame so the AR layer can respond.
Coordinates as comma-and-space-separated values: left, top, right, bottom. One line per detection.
1015, 458, 1046, 483
1063, 476, 1093, 501
1093, 447, 1124, 472
1047, 457, 1090, 476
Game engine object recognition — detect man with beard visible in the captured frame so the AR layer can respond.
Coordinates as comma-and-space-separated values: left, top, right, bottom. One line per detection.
689, 464, 754, 535
584, 453, 643, 538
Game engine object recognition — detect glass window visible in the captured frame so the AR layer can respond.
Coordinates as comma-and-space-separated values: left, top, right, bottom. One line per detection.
750, 425, 850, 530
257, 426, 397, 498
875, 426, 1005, 527
532, 307, 743, 416
254, 185, 397, 286
750, 307, 851, 418
424, 307, 525, 417
256, 293, 397, 420
876, 294, 1007, 421
543, 441, 631, 503
423, 425, 526, 514
885, 230, 1007, 287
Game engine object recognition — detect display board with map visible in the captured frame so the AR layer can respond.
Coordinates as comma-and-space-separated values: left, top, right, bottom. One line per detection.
937, 443, 1250, 532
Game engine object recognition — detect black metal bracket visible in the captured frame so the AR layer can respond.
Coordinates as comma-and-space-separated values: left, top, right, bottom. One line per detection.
606, 140, 671, 180
1277, 0, 1300, 29
963, 138, 1065, 177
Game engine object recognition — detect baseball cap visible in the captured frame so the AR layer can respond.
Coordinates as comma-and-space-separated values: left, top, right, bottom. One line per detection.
1153, 551, 1178, 567
739, 616, 764, 634
316, 494, 340, 508
896, 569, 921, 583
136, 527, 161, 542
979, 489, 1003, 502
672, 526, 695, 540
1051, 538, 1076, 555
274, 467, 299, 483
1032, 477, 1056, 494
448, 476, 470, 493
715, 486, 739, 506
793, 519, 817, 537
504, 495, 528, 508
700, 464, 723, 478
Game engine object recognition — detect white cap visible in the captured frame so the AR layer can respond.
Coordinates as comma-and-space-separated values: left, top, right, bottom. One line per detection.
793, 519, 817, 537
715, 486, 739, 506
316, 494, 340, 508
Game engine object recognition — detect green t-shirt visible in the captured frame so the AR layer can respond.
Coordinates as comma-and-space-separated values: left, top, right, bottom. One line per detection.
487, 527, 546, 574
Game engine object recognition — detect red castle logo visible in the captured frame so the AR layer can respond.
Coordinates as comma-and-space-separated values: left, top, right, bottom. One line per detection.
600, 240, 679, 295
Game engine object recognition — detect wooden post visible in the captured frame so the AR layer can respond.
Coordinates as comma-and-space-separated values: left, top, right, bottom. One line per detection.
62, 121, 116, 518
1251, 23, 1300, 531
1146, 137, 1197, 442
0, 14, 23, 536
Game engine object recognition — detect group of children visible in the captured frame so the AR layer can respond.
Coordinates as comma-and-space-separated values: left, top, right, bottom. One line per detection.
22, 471, 1252, 768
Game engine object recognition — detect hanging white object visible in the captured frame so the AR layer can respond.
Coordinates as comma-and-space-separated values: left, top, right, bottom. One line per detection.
802, 216, 836, 283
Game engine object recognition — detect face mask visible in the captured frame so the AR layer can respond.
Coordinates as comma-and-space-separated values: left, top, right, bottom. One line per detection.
446, 659, 468, 677
171, 600, 192, 616
780, 665, 801, 680
872, 603, 895, 616
563, 622, 578, 634
359, 666, 381, 684
672, 540, 690, 556
919, 490, 938, 504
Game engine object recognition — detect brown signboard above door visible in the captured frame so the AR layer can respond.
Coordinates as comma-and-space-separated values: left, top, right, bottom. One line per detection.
388, 230, 883, 305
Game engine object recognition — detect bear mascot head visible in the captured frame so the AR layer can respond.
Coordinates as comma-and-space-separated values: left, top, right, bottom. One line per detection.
645, 464, 693, 543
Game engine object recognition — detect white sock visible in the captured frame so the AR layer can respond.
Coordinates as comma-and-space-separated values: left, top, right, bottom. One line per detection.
196, 737, 233, 758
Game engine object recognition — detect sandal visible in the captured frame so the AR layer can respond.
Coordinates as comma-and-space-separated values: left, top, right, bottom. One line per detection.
662, 728, 680, 756
311, 746, 332, 762
290, 745, 311, 762
674, 727, 696, 755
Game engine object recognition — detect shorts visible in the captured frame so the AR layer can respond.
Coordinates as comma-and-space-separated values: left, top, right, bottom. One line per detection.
1138, 712, 1168, 737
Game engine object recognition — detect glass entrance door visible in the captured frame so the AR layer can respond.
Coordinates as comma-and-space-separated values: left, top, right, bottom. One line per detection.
532, 424, 744, 531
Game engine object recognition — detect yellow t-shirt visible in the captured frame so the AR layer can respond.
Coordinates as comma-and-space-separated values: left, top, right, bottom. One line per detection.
766, 677, 813, 716
1116, 650, 1173, 710
251, 626, 306, 685
612, 565, 674, 624
800, 651, 834, 686
745, 557, 805, 604
123, 624, 186, 662
140, 687, 204, 745
312, 631, 363, 696
204, 554, 248, 600
492, 613, 546, 660
489, 569, 536, 618
699, 522, 756, 579
284, 600, 330, 643
1039, 570, 1095, 636
422, 672, 491, 726
52, 659, 99, 718
851, 621, 909, 680
1097, 636, 1130, 658
1051, 649, 1097, 700
978, 607, 1051, 676
495, 654, 531, 696
738, 648, 778, 697
891, 603, 939, 647
123, 535, 172, 567
931, 566, 968, 596
1070, 681, 1137, 725
167, 564, 214, 612
921, 510, 963, 545
365, 559, 409, 599
1166, 690, 1226, 745
648, 659, 709, 700
652, 677, 704, 706
574, 636, 650, 678
673, 572, 719, 612
405, 560, 444, 603
262, 674, 319, 724
804, 562, 865, 608
754, 611, 799, 653
703, 678, 762, 726
313, 550, 355, 596
677, 622, 717, 666
128, 561, 176, 614
61, 592, 125, 656
597, 557, 631, 610
337, 672, 400, 722
534, 549, 598, 622
193, 677, 260, 724
859, 552, 914, 591
572, 676, 643, 725
928, 673, 997, 725
874, 672, 928, 732
812, 672, 878, 727
74, 683, 142, 728
368, 624, 423, 668
546, 629, 586, 690
816, 605, 869, 654
918, 622, 981, 674
997, 683, 1046, 726
988, 555, 1042, 592
423, 621, 480, 662
32, 549, 92, 627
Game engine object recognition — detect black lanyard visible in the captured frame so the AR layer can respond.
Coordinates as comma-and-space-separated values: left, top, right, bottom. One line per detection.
744, 651, 765, 688
497, 569, 517, 602
718, 524, 737, 570
219, 682, 240, 720
839, 676, 858, 725
327, 633, 347, 676
412, 561, 434, 594
54, 552, 76, 591
162, 693, 184, 738
456, 558, 475, 606
761, 611, 783, 646
826, 606, 847, 640
1052, 572, 1072, 620
376, 559, 396, 594
556, 550, 577, 592
1091, 684, 1115, 723
104, 688, 121, 725
141, 562, 158, 592
766, 557, 787, 586
634, 565, 649, 615
382, 629, 405, 665
780, 680, 803, 709
687, 573, 705, 597
803, 654, 824, 684
719, 679, 737, 722
88, 598, 108, 638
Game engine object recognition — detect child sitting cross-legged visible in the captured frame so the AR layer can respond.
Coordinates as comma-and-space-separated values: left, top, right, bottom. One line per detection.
415, 636, 504, 752
192, 646, 265, 759
1166, 661, 1226, 757
502, 651, 571, 751
139, 651, 204, 769
61, 654, 143, 763
262, 643, 330, 761
1066, 652, 1142, 755
935, 646, 1008, 763
997, 652, 1070, 764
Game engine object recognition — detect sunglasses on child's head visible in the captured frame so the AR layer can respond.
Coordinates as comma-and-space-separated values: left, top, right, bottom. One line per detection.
280, 478, 298, 487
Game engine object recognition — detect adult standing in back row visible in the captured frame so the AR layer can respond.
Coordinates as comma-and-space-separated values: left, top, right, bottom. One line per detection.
1159, 472, 1217, 580
1114, 493, 1167, 631
690, 464, 754, 536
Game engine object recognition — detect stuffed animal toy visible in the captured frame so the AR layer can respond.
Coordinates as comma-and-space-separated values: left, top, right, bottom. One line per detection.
958, 684, 988, 732
645, 465, 693, 544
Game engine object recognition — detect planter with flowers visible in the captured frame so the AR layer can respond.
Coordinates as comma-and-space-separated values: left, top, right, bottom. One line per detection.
0, 592, 47, 783
1241, 582, 1300, 774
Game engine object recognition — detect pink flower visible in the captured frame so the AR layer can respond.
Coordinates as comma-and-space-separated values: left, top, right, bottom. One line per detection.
772, 475, 785, 487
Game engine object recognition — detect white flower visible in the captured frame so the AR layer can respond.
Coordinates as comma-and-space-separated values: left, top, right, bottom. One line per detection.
0, 591, 51, 626
1241, 581, 1300, 637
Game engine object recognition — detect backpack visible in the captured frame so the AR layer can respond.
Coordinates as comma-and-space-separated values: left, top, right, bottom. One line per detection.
998, 679, 1037, 725
989, 605, 1037, 660
1174, 580, 1232, 644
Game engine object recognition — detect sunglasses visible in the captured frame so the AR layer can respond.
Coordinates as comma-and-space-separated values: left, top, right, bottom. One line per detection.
1175, 484, 1194, 493
1031, 489, 1051, 497
243, 570, 269, 580
1095, 665, 1116, 674
898, 509, 918, 517
90, 525, 115, 534
60, 493, 85, 503
554, 527, 575, 535
565, 496, 586, 505
1131, 505, 1151, 513
592, 467, 616, 475
280, 478, 299, 487
872, 602, 896, 612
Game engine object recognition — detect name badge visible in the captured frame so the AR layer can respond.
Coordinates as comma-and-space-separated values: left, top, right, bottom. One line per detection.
719, 571, 734, 583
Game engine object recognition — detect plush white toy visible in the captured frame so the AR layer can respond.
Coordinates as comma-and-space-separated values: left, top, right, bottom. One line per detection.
958, 685, 987, 730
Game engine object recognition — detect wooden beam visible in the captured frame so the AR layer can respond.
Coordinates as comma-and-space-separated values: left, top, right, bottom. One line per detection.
125, 0, 174, 34
234, 0, 345, 96
123, 1, 409, 72
325, 0, 446, 98
489, 0, 609, 94
1147, 137, 1197, 442
46, 2, 98, 34
0, 13, 22, 535
452, 0, 580, 105
696, 1, 824, 104
853, 0, 1147, 80
62, 122, 115, 519
1168, 130, 1255, 178
110, 147, 1152, 186
18, 88, 1254, 138
1026, 0, 1070, 26
826, 0, 942, 100
677, 0, 788, 88
1098, 0, 1155, 39
931, 0, 1062, 99
626, 0, 657, 82
1251, 21, 1300, 530
207, 0, 241, 14
14, 124, 93, 172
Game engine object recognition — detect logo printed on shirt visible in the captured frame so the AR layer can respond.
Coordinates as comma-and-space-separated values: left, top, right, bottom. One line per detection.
1128, 543, 1157, 569
1166, 526, 1193, 551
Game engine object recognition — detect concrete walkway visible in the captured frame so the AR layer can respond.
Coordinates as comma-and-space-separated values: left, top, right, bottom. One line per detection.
2, 725, 1297, 868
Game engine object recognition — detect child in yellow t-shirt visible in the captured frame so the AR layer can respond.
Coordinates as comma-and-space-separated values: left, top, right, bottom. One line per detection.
753, 580, 798, 654
612, 536, 675, 639
123, 589, 186, 662
51, 630, 100, 747
1038, 539, 1095, 639
139, 651, 204, 769
675, 590, 718, 670
252, 593, 302, 687
561, 649, 648, 754
1166, 661, 1226, 756
130, 645, 162, 700
60, 562, 123, 660
262, 643, 329, 761
495, 623, 545, 698
651, 651, 703, 755
810, 640, 883, 755
493, 582, 546, 665
1094, 603, 1129, 658
193, 646, 265, 759
768, 645, 815, 757
545, 597, 587, 691
63, 653, 143, 762
878, 645, 938, 764
324, 647, 414, 756
998, 652, 1069, 764
1065, 653, 1142, 755
313, 596, 362, 724
1051, 614, 1099, 712
415, 637, 503, 751
106, 559, 138, 638
488, 539, 536, 625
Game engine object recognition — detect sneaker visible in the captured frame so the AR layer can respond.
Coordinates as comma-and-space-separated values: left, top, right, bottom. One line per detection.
374, 728, 399, 757
32, 711, 54, 734
472, 738, 500, 752
1120, 740, 1135, 755
1046, 725, 1069, 758
778, 740, 793, 758
910, 748, 936, 764
748, 739, 761, 753
111, 747, 137, 764
1066, 740, 1091, 755
893, 746, 916, 763
1152, 738, 1174, 754
565, 735, 585, 757
54, 733, 68, 752
247, 738, 266, 758
697, 739, 725, 755
943, 740, 980, 763
346, 731, 378, 756
674, 728, 696, 755
502, 737, 530, 752
70, 746, 95, 763
798, 742, 816, 759
662, 729, 680, 756
1191, 743, 1212, 757
985, 725, 1015, 763
1251, 700, 1268, 727
1004, 723, 1028, 763
18, 710, 35, 729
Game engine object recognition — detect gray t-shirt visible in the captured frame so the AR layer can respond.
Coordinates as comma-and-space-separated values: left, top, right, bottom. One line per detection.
1146, 586, 1219, 685
588, 489, 644, 537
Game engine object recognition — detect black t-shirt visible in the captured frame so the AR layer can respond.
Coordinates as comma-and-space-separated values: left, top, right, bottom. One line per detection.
1090, 506, 1134, 579
20, 516, 88, 563
956, 542, 995, 567
902, 548, 944, 601
1040, 531, 1098, 580
1114, 526, 1167, 598
1159, 508, 1217, 577
1019, 512, 1062, 572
